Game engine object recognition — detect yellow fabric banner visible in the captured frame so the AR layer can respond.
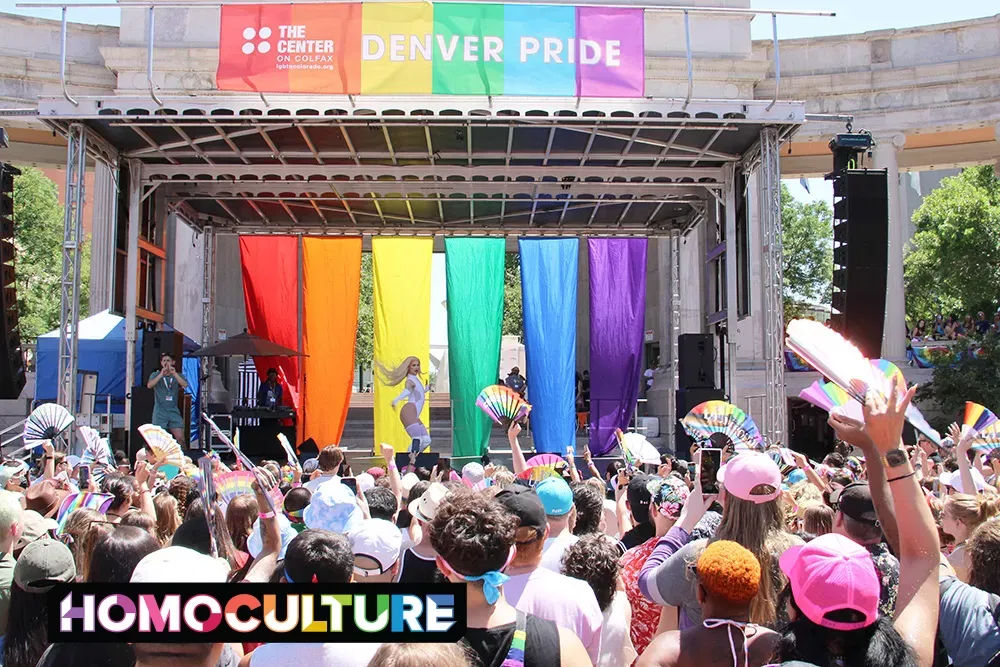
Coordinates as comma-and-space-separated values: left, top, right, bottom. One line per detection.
302, 237, 362, 449
360, 2, 434, 95
372, 238, 433, 452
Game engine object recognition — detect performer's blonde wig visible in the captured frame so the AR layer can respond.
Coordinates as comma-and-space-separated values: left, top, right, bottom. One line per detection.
375, 356, 423, 386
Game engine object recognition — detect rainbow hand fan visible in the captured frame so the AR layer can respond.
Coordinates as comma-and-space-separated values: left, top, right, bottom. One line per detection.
276, 433, 300, 470
80, 430, 114, 485
964, 402, 998, 434
214, 470, 283, 514
515, 465, 562, 485
617, 431, 661, 465
681, 400, 764, 452
55, 492, 114, 534
476, 385, 531, 427
872, 359, 942, 445
138, 424, 184, 467
970, 421, 1000, 452
525, 453, 565, 469
786, 320, 890, 404
22, 403, 75, 452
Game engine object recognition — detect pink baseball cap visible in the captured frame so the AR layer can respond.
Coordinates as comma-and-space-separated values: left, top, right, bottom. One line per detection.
779, 533, 880, 631
716, 453, 781, 504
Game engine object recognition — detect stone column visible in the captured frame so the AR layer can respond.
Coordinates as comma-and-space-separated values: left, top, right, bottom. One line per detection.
872, 133, 907, 361
88, 160, 117, 314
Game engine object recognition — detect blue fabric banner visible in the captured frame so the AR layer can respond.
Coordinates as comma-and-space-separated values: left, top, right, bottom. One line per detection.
588, 238, 647, 455
519, 238, 578, 454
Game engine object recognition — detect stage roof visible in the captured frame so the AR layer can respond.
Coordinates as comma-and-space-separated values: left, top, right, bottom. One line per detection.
32, 94, 806, 236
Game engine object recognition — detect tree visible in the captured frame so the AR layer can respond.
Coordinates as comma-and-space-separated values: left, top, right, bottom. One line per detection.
781, 183, 833, 321
12, 167, 90, 342
915, 335, 1000, 426
502, 251, 522, 337
355, 252, 373, 370
904, 165, 1000, 323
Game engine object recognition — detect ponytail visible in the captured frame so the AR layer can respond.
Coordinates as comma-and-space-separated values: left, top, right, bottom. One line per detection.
944, 493, 1000, 529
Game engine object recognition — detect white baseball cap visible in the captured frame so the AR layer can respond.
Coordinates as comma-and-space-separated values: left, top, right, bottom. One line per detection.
349, 518, 402, 577
130, 546, 230, 583
401, 472, 420, 495
356, 472, 375, 494
407, 482, 449, 524
940, 468, 988, 494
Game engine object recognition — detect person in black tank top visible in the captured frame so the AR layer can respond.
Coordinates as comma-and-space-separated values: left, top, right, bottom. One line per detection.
426, 491, 592, 667
396, 546, 442, 583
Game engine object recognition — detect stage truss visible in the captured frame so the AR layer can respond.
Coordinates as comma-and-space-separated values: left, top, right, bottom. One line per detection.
24, 93, 803, 445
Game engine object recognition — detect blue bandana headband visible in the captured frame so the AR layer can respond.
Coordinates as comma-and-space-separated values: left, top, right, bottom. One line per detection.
440, 547, 515, 605
463, 570, 509, 605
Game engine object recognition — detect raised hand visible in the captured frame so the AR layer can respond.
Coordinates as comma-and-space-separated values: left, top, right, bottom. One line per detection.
863, 375, 916, 454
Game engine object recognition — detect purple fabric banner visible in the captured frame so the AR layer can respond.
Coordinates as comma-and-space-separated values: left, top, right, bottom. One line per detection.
576, 7, 645, 98
588, 238, 648, 455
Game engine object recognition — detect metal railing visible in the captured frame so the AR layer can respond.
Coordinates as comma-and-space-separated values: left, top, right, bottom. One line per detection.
19, 1, 833, 113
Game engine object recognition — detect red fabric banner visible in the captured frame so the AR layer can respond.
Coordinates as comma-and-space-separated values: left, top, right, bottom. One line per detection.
240, 236, 301, 413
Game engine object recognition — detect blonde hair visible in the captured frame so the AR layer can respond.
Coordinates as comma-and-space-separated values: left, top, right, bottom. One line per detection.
0, 490, 22, 534
944, 493, 1000, 531
706, 494, 798, 627
375, 356, 423, 387
368, 643, 473, 667
61, 508, 103, 579
153, 493, 182, 545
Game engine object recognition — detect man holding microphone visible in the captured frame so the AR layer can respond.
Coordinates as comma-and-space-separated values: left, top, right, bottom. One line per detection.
147, 352, 189, 445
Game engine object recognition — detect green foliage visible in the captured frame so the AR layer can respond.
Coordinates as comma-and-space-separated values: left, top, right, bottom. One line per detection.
781, 183, 833, 325
916, 335, 1000, 424
502, 251, 522, 337
904, 165, 1000, 323
781, 183, 834, 309
12, 166, 90, 342
355, 252, 373, 369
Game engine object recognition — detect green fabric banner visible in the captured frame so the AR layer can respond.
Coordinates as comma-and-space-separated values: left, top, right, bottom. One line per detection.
445, 238, 506, 457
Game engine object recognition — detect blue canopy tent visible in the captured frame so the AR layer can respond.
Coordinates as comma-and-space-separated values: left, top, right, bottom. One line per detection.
36, 311, 201, 438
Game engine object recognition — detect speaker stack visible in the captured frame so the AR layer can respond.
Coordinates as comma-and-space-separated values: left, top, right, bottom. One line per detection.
829, 170, 889, 359
675, 333, 724, 456
0, 164, 24, 400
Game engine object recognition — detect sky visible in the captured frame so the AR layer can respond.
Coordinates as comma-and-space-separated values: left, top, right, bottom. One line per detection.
0, 0, 995, 35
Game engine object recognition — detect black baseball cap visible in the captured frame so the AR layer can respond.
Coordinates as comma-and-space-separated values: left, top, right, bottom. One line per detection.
830, 482, 877, 524
495, 487, 546, 542
627, 474, 654, 523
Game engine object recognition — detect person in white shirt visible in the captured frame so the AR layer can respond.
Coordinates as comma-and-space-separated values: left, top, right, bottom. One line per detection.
563, 533, 638, 667
535, 476, 579, 573
496, 486, 603, 664
303, 445, 344, 493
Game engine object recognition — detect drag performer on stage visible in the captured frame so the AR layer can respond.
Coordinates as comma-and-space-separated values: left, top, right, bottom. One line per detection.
377, 356, 431, 451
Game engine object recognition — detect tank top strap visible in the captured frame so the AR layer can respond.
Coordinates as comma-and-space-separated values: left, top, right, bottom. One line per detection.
500, 610, 529, 667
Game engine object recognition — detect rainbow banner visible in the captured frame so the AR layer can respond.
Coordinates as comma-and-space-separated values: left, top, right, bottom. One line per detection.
217, 3, 644, 97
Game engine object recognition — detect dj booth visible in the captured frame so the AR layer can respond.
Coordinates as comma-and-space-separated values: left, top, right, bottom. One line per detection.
207, 406, 296, 459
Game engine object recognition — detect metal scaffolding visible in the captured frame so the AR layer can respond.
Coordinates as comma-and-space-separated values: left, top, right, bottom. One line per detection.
757, 127, 786, 443
56, 123, 87, 436
200, 224, 216, 419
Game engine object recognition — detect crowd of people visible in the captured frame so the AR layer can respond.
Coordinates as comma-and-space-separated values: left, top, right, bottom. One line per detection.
909, 311, 1000, 342
0, 379, 997, 666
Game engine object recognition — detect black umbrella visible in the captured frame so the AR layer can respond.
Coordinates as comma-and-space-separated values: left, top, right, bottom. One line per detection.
190, 331, 305, 358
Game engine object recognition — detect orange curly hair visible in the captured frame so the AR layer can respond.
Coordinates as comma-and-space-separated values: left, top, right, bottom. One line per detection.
696, 540, 761, 605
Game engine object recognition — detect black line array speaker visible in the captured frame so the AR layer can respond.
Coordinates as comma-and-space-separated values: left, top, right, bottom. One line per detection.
829, 170, 889, 359
0, 164, 24, 400
678, 333, 715, 389
140, 330, 184, 385
129, 385, 154, 458
675, 387, 726, 457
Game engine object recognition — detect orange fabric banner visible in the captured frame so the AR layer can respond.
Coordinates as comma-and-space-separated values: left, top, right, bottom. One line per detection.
302, 237, 362, 448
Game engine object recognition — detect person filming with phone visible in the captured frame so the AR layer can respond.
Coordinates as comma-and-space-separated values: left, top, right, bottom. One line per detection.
146, 352, 189, 445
